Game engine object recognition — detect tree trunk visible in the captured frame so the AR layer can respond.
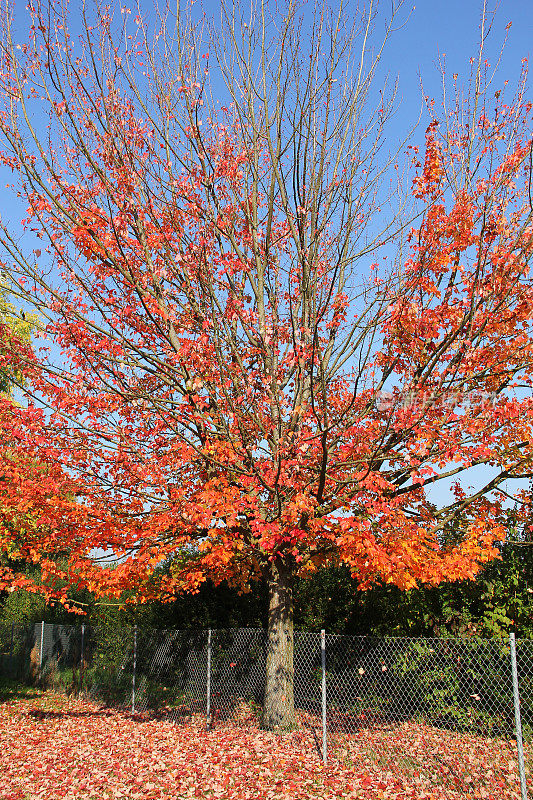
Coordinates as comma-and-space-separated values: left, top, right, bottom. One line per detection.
263, 557, 295, 731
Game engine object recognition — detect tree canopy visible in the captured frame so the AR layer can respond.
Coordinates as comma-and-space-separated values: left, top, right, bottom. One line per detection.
0, 0, 532, 726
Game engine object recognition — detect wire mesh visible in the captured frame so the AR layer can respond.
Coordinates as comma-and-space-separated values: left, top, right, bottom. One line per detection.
0, 623, 37, 682
37, 623, 84, 693
82, 624, 135, 708
293, 630, 322, 740
324, 635, 514, 734
209, 628, 266, 726
1, 623, 531, 797
17, 623, 136, 706
516, 639, 533, 794
133, 627, 208, 720
324, 635, 527, 796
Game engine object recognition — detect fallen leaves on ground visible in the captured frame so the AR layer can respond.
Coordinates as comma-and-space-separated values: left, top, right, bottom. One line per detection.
0, 691, 528, 799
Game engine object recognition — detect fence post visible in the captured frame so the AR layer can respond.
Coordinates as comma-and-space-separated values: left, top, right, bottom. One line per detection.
131, 624, 137, 714
206, 629, 212, 730
510, 633, 528, 800
321, 629, 327, 765
8, 623, 14, 678
38, 621, 45, 682
80, 624, 85, 696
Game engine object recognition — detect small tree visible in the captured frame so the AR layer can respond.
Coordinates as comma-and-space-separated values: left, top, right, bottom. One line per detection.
0, 0, 532, 728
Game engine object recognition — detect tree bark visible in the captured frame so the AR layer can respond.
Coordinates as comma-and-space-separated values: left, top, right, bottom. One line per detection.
263, 557, 295, 731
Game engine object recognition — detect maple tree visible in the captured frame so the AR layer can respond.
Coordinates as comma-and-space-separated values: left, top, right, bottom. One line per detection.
0, 0, 532, 729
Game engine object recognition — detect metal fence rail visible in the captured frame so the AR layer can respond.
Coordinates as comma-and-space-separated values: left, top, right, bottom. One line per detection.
0, 623, 531, 797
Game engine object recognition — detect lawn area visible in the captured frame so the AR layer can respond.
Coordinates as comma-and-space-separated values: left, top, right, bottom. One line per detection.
0, 683, 528, 799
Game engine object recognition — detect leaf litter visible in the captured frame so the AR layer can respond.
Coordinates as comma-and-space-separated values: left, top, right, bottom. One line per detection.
0, 691, 528, 799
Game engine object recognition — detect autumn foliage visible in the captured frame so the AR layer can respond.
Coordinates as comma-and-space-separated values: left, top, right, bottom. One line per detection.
0, 691, 528, 799
0, 1, 532, 726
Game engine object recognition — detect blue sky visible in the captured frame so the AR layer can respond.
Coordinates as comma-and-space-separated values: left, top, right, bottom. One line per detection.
196, 0, 532, 124
11, 0, 525, 104
9, 0, 530, 140
391, 0, 530, 81
391, 0, 530, 123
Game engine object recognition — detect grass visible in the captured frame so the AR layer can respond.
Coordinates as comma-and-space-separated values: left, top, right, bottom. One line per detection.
0, 675, 41, 704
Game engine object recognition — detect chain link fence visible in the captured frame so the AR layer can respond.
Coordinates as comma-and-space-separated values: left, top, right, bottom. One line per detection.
1, 623, 531, 797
